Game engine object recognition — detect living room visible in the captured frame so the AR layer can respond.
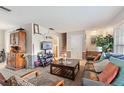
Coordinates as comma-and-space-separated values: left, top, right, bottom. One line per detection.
0, 6, 124, 86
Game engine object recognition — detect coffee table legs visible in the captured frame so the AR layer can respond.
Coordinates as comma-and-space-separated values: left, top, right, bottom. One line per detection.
78, 62, 80, 70
72, 69, 75, 80
72, 63, 80, 80
50, 63, 80, 80
50, 65, 53, 74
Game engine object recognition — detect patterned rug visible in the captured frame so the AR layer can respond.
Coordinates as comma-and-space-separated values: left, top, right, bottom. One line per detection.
0, 60, 86, 86
28, 60, 86, 86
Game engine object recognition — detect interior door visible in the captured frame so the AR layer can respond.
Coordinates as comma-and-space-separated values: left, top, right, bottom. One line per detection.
70, 34, 83, 59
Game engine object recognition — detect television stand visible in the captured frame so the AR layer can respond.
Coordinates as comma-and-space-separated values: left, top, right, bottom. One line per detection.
37, 50, 53, 67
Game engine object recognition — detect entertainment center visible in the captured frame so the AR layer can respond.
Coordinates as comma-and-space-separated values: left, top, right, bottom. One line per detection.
36, 41, 53, 67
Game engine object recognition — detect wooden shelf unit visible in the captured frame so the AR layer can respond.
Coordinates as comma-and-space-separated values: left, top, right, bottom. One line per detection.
6, 28, 26, 70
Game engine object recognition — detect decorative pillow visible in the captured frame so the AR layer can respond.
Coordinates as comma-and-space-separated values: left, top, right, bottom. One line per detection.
94, 59, 110, 73
109, 56, 124, 64
98, 62, 119, 84
96, 52, 106, 63
105, 52, 111, 59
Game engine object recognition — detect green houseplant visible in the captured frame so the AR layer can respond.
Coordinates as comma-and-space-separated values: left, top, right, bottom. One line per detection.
95, 34, 113, 52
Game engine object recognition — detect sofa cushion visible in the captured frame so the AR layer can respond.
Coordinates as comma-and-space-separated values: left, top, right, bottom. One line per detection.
81, 78, 107, 86
84, 63, 95, 72
98, 62, 119, 84
109, 56, 124, 85
109, 56, 124, 63
118, 56, 124, 60
94, 59, 110, 73
83, 71, 98, 81
110, 53, 123, 58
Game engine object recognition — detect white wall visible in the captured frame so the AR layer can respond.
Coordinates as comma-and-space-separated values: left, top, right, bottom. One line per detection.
0, 31, 5, 51
86, 27, 113, 51
32, 23, 60, 58
57, 33, 63, 55
4, 23, 60, 68
5, 28, 16, 53
4, 24, 32, 54
31, 23, 60, 67
32, 24, 50, 55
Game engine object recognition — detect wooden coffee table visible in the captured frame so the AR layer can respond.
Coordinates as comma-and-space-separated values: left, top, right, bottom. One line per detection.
50, 59, 80, 80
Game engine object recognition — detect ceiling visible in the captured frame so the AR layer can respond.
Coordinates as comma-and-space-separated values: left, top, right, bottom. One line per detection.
0, 6, 124, 32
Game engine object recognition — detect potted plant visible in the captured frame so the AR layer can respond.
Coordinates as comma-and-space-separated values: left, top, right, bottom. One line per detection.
95, 34, 113, 52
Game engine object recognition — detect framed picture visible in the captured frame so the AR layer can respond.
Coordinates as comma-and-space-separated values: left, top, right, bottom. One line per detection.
33, 23, 39, 34
91, 35, 96, 44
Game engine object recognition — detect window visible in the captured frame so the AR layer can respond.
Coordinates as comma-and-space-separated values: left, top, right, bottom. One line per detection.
114, 25, 124, 54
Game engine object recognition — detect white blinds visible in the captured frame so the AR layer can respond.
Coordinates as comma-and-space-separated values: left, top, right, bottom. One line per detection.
114, 24, 124, 54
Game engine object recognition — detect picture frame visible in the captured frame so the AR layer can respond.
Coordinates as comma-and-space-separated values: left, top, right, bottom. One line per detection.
33, 23, 39, 34
91, 35, 96, 44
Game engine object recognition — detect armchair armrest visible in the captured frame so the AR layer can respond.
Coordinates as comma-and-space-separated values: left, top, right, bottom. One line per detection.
49, 80, 64, 86
81, 78, 109, 86
20, 70, 40, 80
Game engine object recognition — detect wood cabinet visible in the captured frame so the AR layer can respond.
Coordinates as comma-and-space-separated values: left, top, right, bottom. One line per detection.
10, 31, 26, 52
7, 28, 26, 70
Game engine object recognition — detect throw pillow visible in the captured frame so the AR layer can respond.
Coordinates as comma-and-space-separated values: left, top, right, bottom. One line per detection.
98, 62, 119, 84
96, 52, 106, 63
94, 59, 110, 73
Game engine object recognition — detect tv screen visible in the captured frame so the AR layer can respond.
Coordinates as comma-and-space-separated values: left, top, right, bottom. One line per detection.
41, 41, 52, 50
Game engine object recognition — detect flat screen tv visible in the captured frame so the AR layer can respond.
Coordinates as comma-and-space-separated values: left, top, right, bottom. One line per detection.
41, 41, 52, 50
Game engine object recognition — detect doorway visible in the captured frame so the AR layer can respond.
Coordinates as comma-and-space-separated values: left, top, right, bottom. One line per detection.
69, 33, 83, 59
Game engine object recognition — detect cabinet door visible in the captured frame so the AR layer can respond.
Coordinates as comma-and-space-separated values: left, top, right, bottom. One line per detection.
14, 32, 19, 46
10, 33, 15, 45
7, 52, 16, 67
16, 53, 25, 68
19, 31, 26, 52
10, 32, 19, 46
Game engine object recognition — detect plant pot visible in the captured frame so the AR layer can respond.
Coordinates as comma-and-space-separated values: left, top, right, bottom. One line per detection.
96, 47, 102, 52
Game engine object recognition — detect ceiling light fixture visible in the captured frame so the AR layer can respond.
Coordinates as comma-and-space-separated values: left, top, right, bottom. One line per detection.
49, 28, 55, 30
38, 28, 54, 40
0, 6, 11, 12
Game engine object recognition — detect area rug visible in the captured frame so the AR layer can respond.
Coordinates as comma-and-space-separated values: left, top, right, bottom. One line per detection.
0, 60, 86, 86
28, 60, 86, 86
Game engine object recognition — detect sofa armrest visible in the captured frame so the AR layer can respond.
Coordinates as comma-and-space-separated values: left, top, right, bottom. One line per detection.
81, 78, 109, 86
